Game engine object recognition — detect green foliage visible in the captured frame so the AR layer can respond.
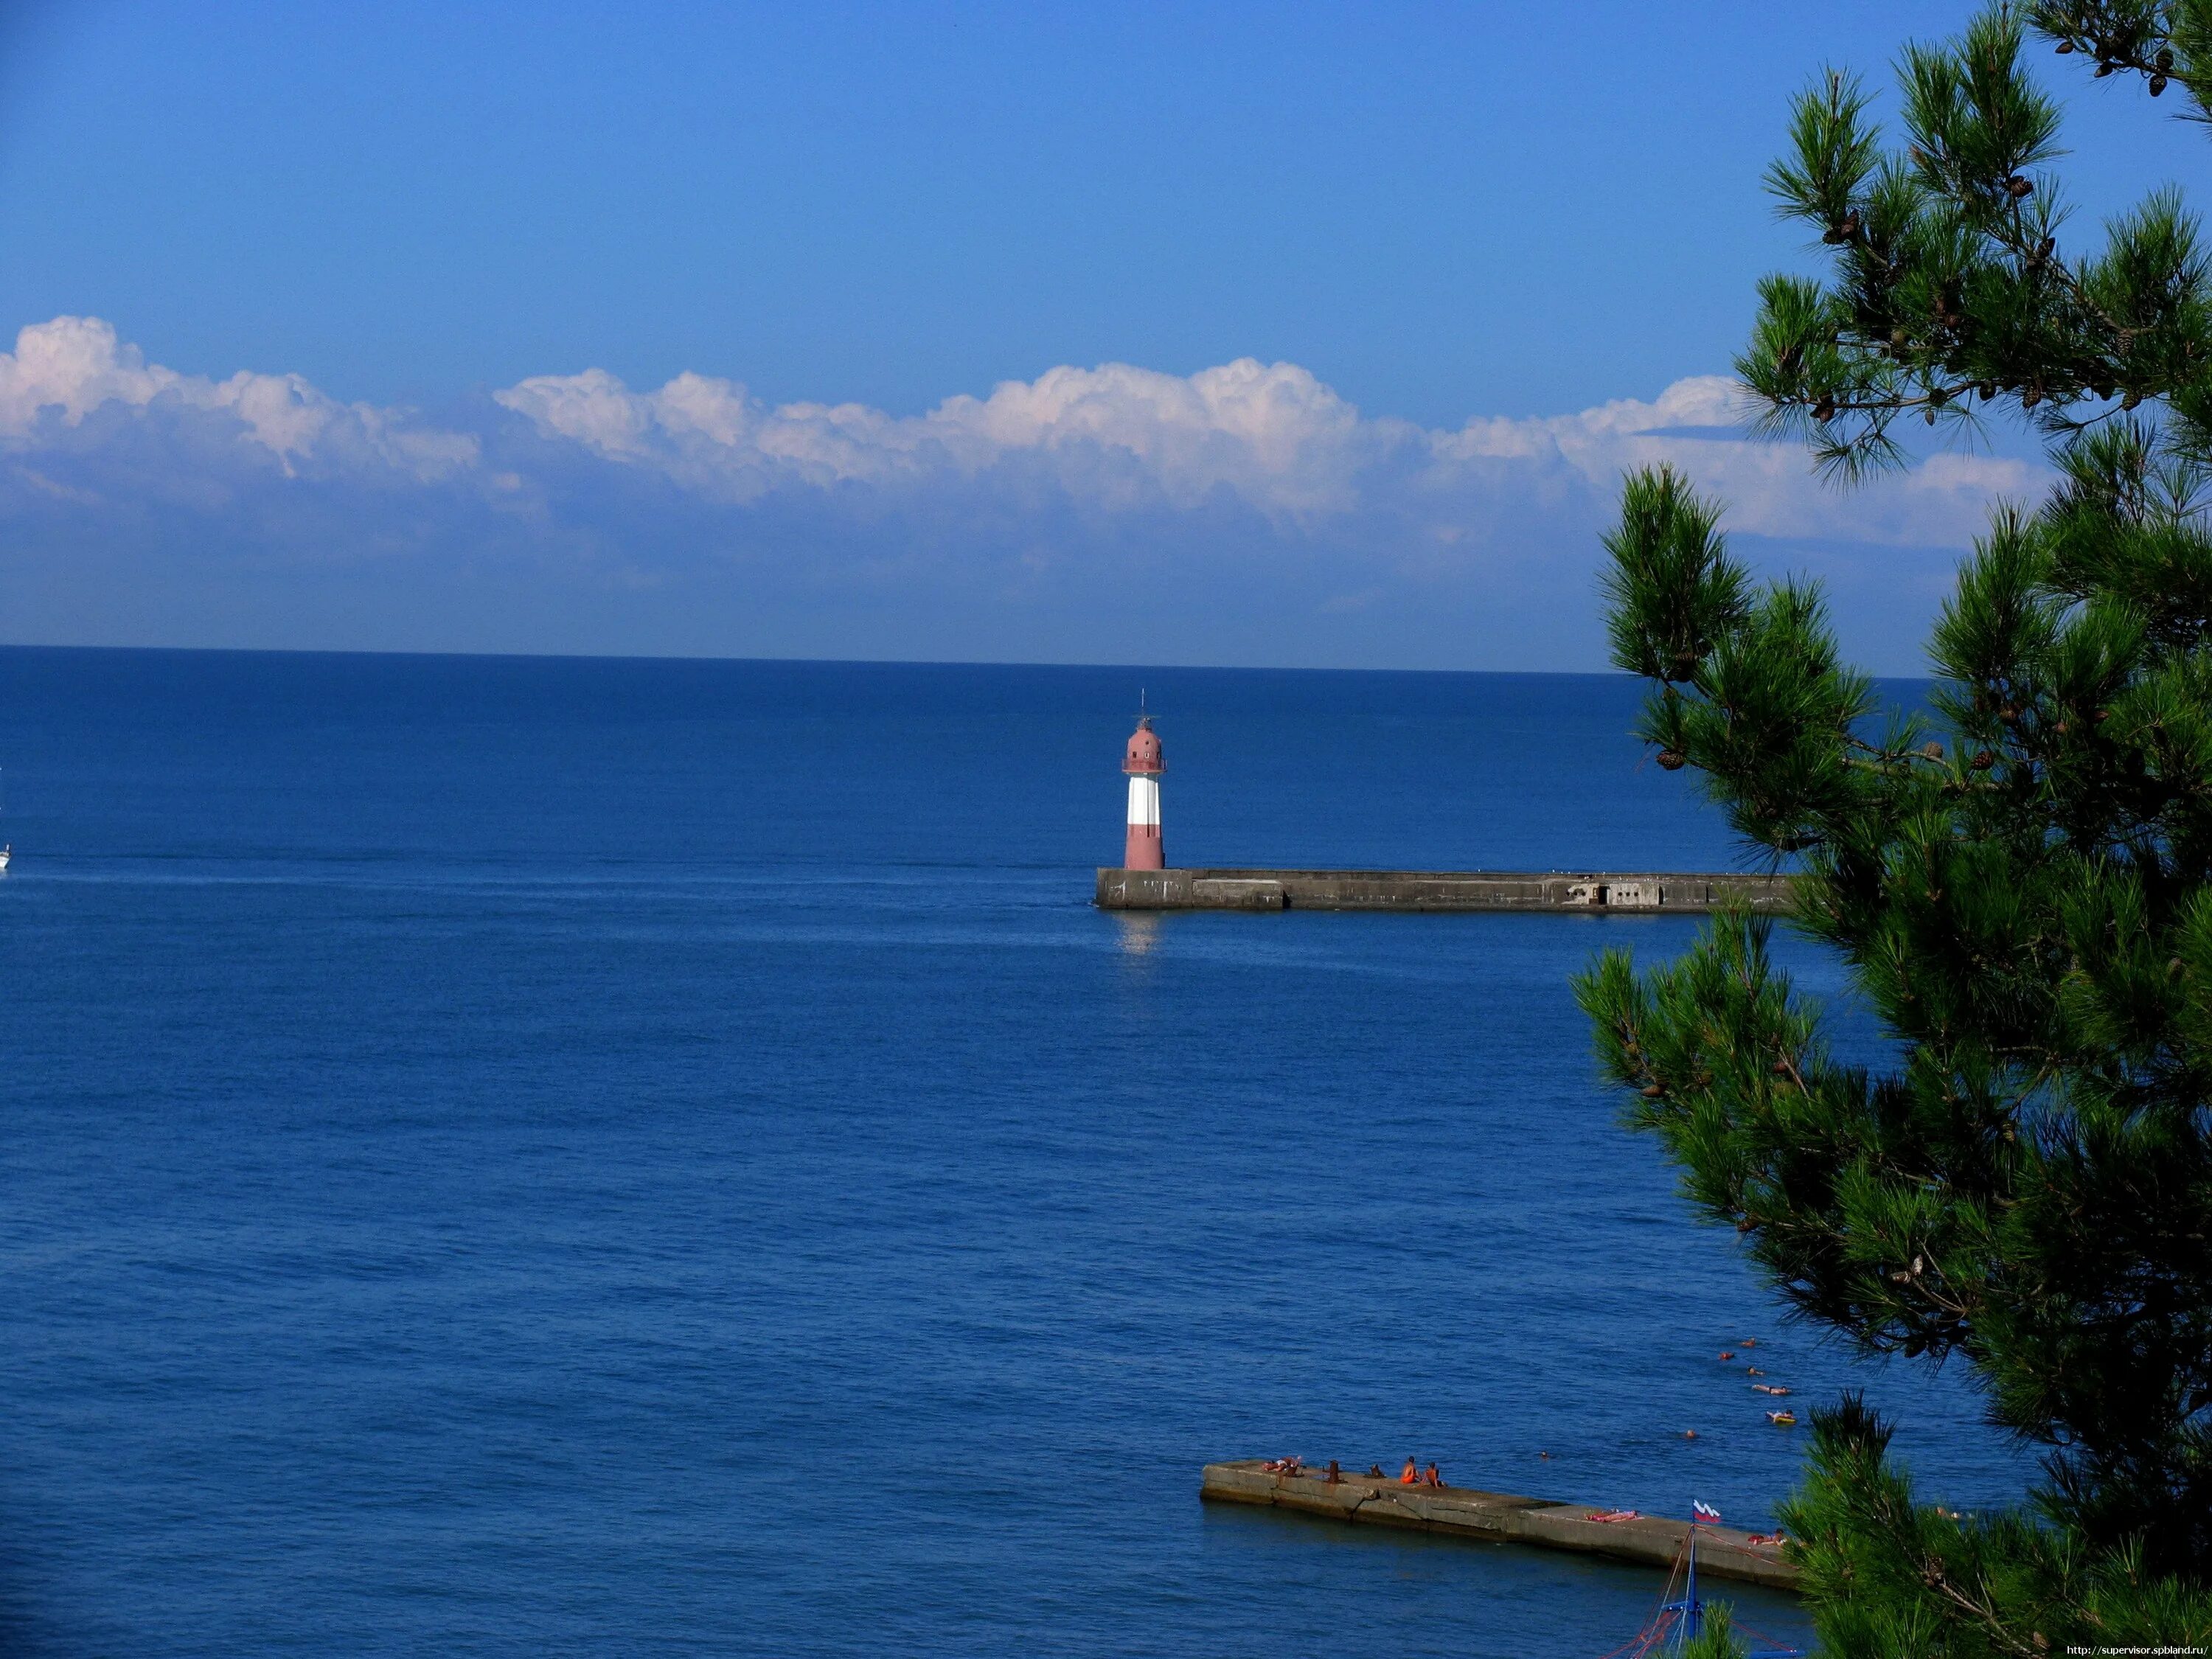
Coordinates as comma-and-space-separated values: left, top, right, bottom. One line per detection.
1580, 7, 2212, 1652
1599, 467, 1751, 686
1678, 1603, 1751, 1659
1739, 9, 2212, 477
1779, 1396, 2212, 1655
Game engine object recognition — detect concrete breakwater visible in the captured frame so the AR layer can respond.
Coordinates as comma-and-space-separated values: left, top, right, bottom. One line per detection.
1097, 868, 1793, 914
1201, 1461, 1798, 1590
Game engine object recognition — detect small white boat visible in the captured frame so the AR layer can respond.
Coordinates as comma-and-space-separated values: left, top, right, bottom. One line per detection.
0, 844, 10, 872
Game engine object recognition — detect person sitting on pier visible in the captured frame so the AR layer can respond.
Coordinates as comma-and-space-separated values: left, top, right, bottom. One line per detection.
1423, 1463, 1442, 1487
1398, 1457, 1419, 1485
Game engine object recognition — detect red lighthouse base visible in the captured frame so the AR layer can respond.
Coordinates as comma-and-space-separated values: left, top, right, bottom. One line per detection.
1124, 823, 1164, 870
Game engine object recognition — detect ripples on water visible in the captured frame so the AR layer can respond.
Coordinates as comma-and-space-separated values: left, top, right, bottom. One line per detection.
0, 649, 2027, 1656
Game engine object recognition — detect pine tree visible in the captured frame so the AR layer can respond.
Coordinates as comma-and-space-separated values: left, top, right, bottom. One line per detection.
1578, 7, 2212, 1650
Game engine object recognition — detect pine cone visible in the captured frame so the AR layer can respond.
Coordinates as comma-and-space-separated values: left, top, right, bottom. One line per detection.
1658, 750, 1687, 771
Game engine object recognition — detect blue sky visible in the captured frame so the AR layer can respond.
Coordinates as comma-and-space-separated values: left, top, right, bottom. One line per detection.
0, 1, 2196, 669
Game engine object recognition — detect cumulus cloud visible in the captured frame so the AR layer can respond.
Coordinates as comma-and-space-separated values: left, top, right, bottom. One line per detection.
0, 316, 478, 479
1430, 375, 2040, 549
489, 354, 2042, 554
494, 356, 1382, 513
0, 316, 2053, 669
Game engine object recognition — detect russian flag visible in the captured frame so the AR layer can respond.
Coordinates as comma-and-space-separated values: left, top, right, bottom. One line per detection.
1692, 1500, 1722, 1523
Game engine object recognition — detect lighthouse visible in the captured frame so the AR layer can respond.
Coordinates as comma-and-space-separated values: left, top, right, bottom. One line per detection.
1122, 712, 1164, 870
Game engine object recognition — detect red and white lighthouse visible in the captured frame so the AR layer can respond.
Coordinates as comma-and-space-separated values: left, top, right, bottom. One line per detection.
1122, 714, 1164, 870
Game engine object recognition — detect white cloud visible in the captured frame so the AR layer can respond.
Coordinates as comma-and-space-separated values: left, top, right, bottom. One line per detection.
0, 316, 478, 479
495, 357, 2042, 546
1, 315, 2043, 544
495, 356, 1388, 513
1430, 375, 2041, 548
0, 315, 2054, 670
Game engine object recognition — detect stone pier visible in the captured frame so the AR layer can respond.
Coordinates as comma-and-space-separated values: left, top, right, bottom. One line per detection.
1098, 868, 1792, 914
1201, 1461, 1798, 1590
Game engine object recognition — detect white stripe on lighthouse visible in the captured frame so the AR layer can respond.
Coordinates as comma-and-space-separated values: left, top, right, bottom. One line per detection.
1127, 774, 1160, 828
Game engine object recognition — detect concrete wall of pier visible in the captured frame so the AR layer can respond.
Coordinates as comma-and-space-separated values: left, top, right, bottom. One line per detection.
1097, 869, 1793, 914
1201, 1461, 1798, 1590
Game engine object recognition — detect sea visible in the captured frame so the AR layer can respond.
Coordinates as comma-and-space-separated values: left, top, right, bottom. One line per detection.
0, 647, 2032, 1658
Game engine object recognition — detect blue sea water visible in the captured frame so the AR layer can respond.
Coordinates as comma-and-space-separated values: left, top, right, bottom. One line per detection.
0, 648, 2031, 1658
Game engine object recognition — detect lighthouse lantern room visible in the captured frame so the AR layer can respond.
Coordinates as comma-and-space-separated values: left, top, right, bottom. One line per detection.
1122, 714, 1164, 870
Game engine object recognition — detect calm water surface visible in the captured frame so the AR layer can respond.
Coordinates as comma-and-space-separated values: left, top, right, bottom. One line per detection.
0, 650, 2027, 1657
